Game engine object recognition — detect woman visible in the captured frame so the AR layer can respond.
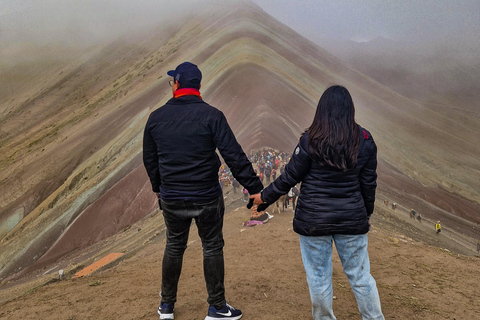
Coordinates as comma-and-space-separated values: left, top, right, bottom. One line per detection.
251, 85, 384, 320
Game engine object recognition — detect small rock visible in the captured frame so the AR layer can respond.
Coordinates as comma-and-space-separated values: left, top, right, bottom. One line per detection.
388, 237, 399, 244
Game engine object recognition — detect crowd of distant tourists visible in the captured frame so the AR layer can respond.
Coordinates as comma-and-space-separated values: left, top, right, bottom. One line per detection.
222, 148, 297, 211
250, 149, 290, 184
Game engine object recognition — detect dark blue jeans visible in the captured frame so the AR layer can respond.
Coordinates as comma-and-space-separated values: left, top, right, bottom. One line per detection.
160, 195, 226, 308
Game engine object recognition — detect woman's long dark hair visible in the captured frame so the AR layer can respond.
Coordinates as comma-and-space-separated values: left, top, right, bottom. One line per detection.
303, 85, 361, 171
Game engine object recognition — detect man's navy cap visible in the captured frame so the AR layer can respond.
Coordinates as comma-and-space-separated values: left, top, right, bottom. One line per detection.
167, 62, 202, 88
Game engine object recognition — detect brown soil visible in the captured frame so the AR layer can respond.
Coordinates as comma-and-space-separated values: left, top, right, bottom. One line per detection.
1, 189, 479, 320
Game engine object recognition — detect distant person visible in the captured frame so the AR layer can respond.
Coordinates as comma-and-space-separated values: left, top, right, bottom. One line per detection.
242, 187, 249, 202
249, 85, 384, 320
410, 209, 416, 219
384, 200, 388, 207
435, 221, 442, 234
285, 185, 300, 210
416, 212, 422, 223
265, 167, 271, 183
392, 202, 397, 211
477, 243, 480, 254
143, 61, 262, 320
232, 178, 240, 194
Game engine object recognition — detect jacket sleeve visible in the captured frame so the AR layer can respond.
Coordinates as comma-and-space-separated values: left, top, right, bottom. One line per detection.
359, 138, 377, 216
262, 134, 312, 204
143, 116, 161, 193
212, 111, 263, 194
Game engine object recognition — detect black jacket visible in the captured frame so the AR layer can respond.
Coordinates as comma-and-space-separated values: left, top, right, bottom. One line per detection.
143, 95, 263, 198
262, 127, 377, 236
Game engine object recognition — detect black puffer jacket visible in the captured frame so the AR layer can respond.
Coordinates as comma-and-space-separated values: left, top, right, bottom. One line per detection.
262, 127, 377, 236
143, 95, 263, 196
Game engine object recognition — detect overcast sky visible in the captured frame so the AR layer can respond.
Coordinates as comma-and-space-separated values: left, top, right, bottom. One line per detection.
252, 0, 480, 45
253, 0, 480, 56
1, 0, 479, 54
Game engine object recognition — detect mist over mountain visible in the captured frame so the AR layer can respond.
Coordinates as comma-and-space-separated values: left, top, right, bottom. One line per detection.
318, 36, 480, 112
0, 0, 199, 49
0, 0, 479, 283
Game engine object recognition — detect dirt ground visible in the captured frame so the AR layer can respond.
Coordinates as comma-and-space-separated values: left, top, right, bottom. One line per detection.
1, 189, 479, 320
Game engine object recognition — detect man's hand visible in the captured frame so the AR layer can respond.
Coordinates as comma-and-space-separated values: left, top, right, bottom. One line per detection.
246, 198, 255, 209
256, 203, 269, 212
155, 192, 162, 210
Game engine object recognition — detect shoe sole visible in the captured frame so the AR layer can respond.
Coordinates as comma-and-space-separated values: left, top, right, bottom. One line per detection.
158, 310, 174, 320
204, 315, 242, 320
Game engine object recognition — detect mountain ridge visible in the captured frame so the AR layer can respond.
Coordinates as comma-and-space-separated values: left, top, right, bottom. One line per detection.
1, 0, 479, 282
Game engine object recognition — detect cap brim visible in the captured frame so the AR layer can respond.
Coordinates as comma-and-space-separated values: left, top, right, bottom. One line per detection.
167, 70, 175, 76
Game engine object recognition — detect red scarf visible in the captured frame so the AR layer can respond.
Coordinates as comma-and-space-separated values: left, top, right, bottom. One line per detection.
174, 88, 202, 99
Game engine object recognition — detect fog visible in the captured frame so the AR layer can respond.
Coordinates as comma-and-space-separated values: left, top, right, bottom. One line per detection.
253, 0, 480, 56
0, 0, 202, 50
2, 0, 478, 61
1, 0, 479, 99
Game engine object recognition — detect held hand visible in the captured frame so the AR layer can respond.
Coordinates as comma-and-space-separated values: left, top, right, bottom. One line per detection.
246, 198, 254, 209
248, 193, 270, 212
246, 193, 263, 209
250, 193, 263, 205
257, 203, 269, 212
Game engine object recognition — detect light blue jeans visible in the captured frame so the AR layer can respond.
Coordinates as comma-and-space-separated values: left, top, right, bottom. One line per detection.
299, 234, 384, 320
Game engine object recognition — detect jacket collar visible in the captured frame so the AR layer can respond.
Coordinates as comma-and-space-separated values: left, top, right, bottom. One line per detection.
174, 88, 202, 99
167, 95, 204, 105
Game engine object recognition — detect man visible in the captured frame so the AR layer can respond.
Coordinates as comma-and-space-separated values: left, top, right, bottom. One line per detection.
143, 62, 263, 320
232, 178, 240, 194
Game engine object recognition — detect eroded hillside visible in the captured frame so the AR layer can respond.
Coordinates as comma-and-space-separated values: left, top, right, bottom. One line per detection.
1, 0, 479, 282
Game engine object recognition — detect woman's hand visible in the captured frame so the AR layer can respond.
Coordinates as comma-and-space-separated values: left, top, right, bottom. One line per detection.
250, 193, 263, 205
246, 192, 264, 210
247, 193, 270, 212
